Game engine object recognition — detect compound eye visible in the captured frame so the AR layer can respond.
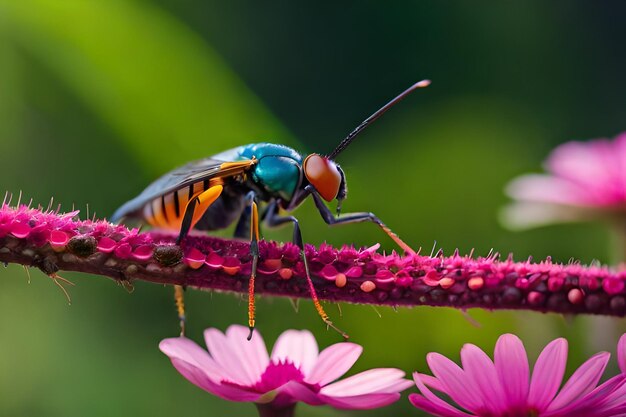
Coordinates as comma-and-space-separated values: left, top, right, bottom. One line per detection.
303, 154, 341, 201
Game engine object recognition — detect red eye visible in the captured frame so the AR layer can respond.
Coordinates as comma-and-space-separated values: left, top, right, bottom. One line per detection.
303, 154, 341, 201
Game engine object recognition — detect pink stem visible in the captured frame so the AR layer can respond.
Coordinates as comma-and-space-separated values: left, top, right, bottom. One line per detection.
1, 204, 626, 316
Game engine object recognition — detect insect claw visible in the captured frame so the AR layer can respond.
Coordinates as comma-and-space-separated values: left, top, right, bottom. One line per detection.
324, 318, 349, 341
49, 273, 74, 305
247, 326, 254, 341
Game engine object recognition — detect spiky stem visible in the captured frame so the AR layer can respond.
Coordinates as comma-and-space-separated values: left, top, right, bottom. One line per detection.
2, 204, 626, 317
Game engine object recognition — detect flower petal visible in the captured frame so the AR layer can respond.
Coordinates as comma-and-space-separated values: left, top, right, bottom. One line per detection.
460, 343, 507, 414
501, 201, 590, 230
426, 352, 483, 411
494, 334, 529, 410
409, 394, 472, 417
548, 352, 609, 411
618, 334, 626, 373
159, 337, 223, 381
271, 330, 318, 376
546, 139, 621, 197
305, 342, 362, 386
168, 358, 260, 402
160, 337, 261, 401
204, 327, 258, 385
528, 338, 568, 411
225, 325, 270, 384
319, 393, 402, 410
167, 357, 213, 391
506, 174, 593, 206
595, 376, 626, 410
410, 373, 474, 417
543, 375, 626, 417
277, 381, 325, 406
417, 373, 446, 393
614, 132, 626, 189
320, 368, 411, 397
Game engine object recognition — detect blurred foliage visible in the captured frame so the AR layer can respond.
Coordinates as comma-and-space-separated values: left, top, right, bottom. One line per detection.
0, 1, 625, 416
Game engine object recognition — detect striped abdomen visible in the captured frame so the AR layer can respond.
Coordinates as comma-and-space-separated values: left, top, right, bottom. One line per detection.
142, 179, 218, 231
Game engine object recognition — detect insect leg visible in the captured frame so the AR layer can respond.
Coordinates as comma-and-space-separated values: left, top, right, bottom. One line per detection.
174, 184, 224, 336
265, 201, 349, 340
230, 192, 261, 340
305, 185, 415, 254
176, 185, 224, 244
177, 199, 198, 245
233, 194, 252, 240
242, 192, 260, 341
174, 285, 185, 336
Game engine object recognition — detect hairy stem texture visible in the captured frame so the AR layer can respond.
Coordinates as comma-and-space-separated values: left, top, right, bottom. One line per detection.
1, 205, 626, 316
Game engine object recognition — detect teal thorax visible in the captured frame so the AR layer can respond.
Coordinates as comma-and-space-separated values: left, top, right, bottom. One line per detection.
239, 143, 304, 202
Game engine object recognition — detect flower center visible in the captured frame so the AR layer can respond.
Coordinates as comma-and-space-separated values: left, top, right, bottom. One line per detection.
253, 360, 306, 393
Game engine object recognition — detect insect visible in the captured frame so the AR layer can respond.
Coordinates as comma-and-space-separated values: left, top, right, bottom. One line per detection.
111, 80, 430, 339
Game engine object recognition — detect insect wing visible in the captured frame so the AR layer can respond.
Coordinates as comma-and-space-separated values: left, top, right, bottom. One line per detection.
111, 153, 249, 221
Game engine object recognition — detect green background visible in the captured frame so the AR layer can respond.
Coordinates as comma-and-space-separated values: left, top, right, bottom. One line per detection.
0, 1, 625, 416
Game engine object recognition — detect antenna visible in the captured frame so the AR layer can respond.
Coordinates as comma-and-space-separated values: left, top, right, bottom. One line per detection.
327, 79, 431, 159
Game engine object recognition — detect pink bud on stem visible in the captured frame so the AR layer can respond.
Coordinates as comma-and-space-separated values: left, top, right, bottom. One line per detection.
1, 204, 626, 317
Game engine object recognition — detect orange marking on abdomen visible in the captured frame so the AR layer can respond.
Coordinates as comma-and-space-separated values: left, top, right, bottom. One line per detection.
154, 197, 169, 228
143, 196, 174, 230
143, 180, 222, 231
176, 189, 190, 221
163, 193, 182, 230
193, 182, 204, 195
142, 204, 157, 227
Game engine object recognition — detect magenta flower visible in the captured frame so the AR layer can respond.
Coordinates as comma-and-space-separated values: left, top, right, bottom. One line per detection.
159, 325, 412, 416
504, 132, 626, 229
409, 333, 626, 417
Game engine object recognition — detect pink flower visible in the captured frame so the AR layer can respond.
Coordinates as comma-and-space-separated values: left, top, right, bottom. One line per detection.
409, 333, 626, 417
159, 325, 412, 415
504, 132, 626, 229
